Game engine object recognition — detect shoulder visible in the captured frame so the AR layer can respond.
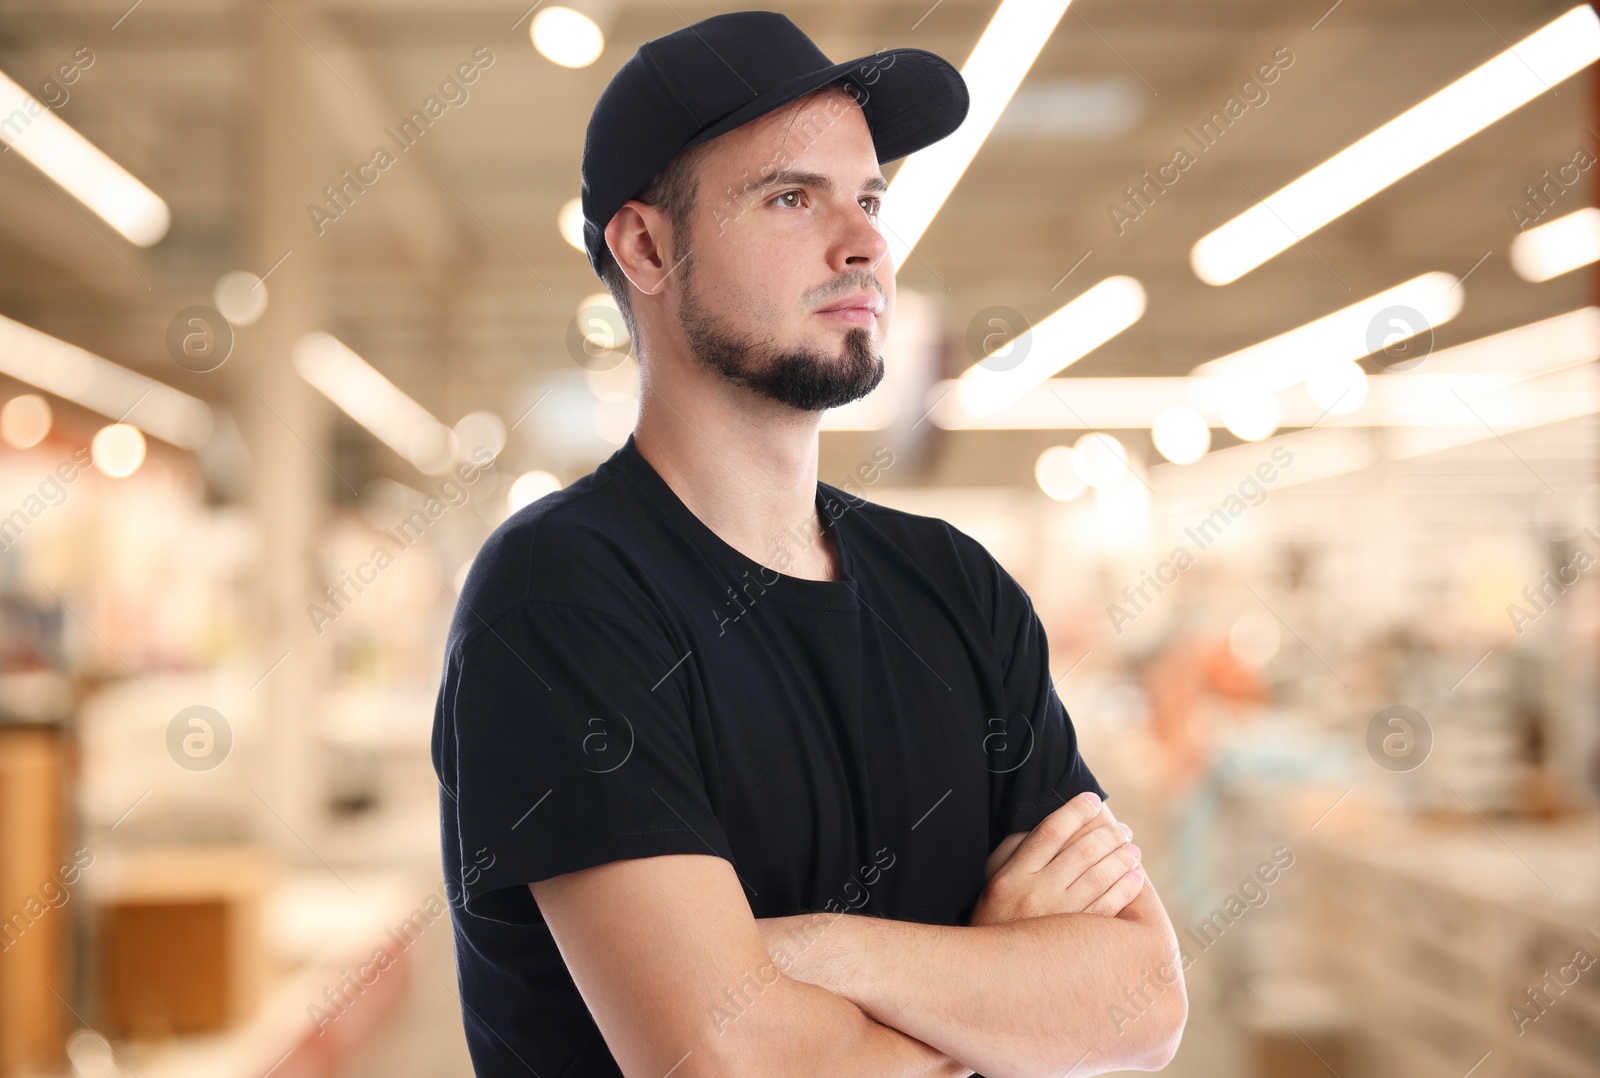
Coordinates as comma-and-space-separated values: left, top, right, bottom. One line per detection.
446, 464, 659, 654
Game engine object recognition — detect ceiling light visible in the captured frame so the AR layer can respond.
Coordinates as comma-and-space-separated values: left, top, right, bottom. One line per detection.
214, 271, 268, 326
453, 410, 506, 463
883, 0, 1075, 268
558, 197, 587, 251
1189, 272, 1461, 392
1152, 406, 1211, 463
923, 310, 1599, 431
1221, 387, 1280, 441
1072, 431, 1129, 489
1304, 360, 1369, 414
91, 423, 146, 478
292, 331, 459, 475
576, 291, 629, 355
509, 470, 561, 512
1, 394, 52, 449
0, 67, 170, 245
1190, 4, 1600, 285
1034, 445, 1088, 501
956, 276, 1145, 416
0, 313, 212, 448
1510, 206, 1600, 282
532, 7, 605, 68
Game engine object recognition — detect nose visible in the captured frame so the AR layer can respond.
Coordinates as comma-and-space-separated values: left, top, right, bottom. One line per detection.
830, 198, 890, 277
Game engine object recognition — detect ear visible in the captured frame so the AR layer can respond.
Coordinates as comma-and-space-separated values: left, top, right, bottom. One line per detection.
605, 201, 678, 297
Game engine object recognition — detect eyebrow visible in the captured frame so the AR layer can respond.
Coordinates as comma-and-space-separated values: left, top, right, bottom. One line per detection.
750, 168, 889, 196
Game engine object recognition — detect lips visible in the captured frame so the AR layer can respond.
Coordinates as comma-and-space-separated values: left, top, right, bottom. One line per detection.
816, 292, 883, 316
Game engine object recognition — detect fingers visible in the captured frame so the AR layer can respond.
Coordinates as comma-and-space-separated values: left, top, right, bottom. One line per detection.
989, 799, 1124, 884
1060, 835, 1142, 909
1060, 798, 1144, 916
1080, 863, 1146, 917
1060, 798, 1128, 853
1006, 791, 1106, 875
1034, 817, 1137, 897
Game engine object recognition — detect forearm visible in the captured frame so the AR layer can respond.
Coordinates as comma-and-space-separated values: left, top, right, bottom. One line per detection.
757, 888, 1184, 1078
721, 965, 973, 1077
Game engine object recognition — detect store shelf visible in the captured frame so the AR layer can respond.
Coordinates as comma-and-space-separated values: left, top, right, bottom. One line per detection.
1300, 812, 1600, 1078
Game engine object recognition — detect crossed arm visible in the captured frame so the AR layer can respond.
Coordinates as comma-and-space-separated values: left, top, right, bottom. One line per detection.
748, 792, 1186, 1077
531, 794, 1186, 1077
753, 864, 1185, 1077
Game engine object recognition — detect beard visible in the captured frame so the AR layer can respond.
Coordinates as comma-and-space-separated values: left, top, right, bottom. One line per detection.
675, 258, 886, 412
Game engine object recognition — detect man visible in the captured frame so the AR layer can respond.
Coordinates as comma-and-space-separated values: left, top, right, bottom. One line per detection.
432, 10, 1187, 1076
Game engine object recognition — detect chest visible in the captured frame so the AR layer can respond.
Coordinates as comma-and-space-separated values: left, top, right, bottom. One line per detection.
684, 587, 1003, 922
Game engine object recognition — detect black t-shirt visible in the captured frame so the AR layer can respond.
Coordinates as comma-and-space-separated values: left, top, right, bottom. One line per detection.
430, 432, 1108, 1077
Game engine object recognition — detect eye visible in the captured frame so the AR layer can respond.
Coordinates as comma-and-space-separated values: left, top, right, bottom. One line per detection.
860, 196, 882, 217
771, 190, 804, 209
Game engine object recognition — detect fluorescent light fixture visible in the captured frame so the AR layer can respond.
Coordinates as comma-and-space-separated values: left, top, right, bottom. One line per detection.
1154, 361, 1598, 504
955, 276, 1146, 417
925, 307, 1600, 430
0, 68, 170, 246
881, 0, 1073, 269
1384, 362, 1597, 457
1318, 307, 1600, 427
1189, 272, 1461, 394
1190, 4, 1600, 285
927, 374, 1501, 429
292, 331, 459, 475
1395, 306, 1600, 376
0, 313, 212, 448
1510, 206, 1600, 282
1305, 360, 1368, 414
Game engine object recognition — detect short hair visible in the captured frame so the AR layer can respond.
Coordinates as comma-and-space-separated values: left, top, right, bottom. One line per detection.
595, 84, 860, 350
595, 137, 712, 348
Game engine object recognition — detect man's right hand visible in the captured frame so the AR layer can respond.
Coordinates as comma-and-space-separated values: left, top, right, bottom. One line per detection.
968, 792, 1144, 926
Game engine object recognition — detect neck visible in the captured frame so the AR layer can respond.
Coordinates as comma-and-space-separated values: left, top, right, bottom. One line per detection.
633, 376, 836, 581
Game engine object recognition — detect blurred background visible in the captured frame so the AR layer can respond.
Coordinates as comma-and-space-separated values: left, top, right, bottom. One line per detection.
0, 0, 1597, 1075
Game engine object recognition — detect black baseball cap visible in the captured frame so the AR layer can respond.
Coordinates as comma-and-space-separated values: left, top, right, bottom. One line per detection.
579, 10, 970, 278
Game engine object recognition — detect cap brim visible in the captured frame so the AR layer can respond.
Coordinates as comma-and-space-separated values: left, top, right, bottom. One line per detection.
680, 47, 969, 165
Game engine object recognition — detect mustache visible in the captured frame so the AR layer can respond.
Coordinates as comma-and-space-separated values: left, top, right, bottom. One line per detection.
813, 278, 886, 306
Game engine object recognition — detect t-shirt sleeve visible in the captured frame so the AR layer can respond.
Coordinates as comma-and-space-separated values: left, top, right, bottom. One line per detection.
435, 598, 735, 925
983, 555, 1108, 851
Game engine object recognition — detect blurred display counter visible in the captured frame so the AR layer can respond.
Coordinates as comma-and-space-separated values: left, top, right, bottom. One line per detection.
96, 846, 273, 1038
1297, 803, 1600, 1078
86, 864, 434, 1078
